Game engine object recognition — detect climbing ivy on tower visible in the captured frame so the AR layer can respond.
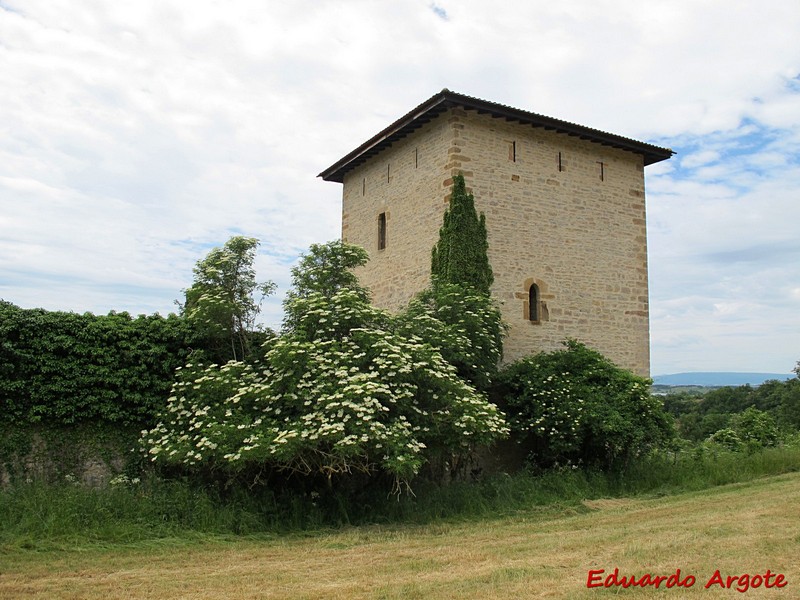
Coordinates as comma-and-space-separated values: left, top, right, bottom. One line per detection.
404, 173, 503, 391
430, 173, 493, 295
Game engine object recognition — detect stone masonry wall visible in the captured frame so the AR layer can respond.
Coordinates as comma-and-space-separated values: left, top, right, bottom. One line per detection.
341, 107, 651, 376
342, 112, 454, 310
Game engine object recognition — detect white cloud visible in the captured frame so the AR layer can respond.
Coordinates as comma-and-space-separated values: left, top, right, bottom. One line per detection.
0, 0, 799, 372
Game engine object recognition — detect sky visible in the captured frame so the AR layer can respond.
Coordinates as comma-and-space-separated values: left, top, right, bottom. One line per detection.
1, 0, 798, 376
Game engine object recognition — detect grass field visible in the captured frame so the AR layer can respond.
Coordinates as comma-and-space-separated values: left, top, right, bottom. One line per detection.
1, 471, 798, 599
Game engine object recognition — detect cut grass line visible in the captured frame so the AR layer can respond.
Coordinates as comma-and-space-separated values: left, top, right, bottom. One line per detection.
2, 472, 799, 599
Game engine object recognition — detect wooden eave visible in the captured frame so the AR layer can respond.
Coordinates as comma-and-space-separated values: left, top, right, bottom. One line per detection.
318, 89, 674, 183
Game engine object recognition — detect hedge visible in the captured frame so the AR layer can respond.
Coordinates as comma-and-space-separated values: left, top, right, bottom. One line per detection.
0, 301, 193, 426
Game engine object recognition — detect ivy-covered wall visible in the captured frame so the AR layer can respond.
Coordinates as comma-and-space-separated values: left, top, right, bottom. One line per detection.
0, 301, 193, 426
0, 301, 193, 486
0, 424, 140, 487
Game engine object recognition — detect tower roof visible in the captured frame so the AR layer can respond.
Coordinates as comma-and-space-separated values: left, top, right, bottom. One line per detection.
319, 89, 674, 183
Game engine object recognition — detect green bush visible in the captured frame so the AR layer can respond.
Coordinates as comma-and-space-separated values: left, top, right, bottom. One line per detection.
707, 428, 743, 451
730, 407, 780, 448
497, 340, 674, 470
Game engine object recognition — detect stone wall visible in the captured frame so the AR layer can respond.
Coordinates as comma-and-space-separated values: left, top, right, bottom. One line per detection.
0, 426, 133, 488
342, 112, 453, 310
341, 106, 652, 376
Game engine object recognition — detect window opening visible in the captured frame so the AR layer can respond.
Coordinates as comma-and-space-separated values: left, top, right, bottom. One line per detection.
378, 212, 387, 250
362, 177, 366, 196
528, 284, 540, 322
558, 152, 563, 172
597, 161, 605, 181
508, 141, 516, 162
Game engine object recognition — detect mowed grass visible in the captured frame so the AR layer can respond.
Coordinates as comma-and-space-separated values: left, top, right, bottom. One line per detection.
1, 472, 799, 599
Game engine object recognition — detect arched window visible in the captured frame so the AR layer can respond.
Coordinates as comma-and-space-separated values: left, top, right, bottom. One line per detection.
528, 283, 540, 322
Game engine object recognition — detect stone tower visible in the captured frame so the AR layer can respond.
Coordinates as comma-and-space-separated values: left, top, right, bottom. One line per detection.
319, 90, 672, 376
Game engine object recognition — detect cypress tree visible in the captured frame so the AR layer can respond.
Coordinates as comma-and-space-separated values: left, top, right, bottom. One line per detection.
431, 173, 493, 295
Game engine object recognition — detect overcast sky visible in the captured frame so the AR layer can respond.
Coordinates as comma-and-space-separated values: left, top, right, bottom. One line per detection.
1, 0, 798, 376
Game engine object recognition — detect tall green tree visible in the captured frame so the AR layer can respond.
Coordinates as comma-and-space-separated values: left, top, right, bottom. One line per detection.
417, 173, 503, 389
181, 236, 275, 362
282, 240, 370, 334
430, 173, 493, 295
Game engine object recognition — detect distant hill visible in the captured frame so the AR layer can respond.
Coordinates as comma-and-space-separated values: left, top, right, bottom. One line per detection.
652, 372, 794, 387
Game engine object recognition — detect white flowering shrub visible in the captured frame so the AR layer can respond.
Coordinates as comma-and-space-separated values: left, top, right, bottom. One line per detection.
498, 340, 674, 469
142, 241, 508, 484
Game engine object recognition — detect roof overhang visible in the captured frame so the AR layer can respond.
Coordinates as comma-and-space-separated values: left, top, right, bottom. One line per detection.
318, 89, 674, 183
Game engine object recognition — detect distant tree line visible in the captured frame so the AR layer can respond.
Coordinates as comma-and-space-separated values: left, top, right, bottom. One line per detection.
664, 369, 800, 450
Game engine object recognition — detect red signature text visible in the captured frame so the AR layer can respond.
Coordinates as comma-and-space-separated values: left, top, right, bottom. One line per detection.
587, 568, 788, 592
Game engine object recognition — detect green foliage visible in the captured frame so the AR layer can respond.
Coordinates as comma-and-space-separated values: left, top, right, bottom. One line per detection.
143, 241, 508, 487
678, 411, 731, 442
698, 385, 756, 415
661, 392, 701, 418
419, 174, 503, 391
728, 407, 780, 448
497, 340, 674, 469
778, 378, 800, 430
609, 444, 800, 496
0, 301, 193, 426
282, 240, 371, 333
0, 423, 141, 487
670, 373, 800, 441
182, 236, 276, 363
397, 282, 504, 391
706, 428, 743, 451
430, 174, 493, 295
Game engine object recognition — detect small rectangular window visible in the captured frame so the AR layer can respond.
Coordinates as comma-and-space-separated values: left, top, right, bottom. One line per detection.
508, 141, 516, 162
597, 161, 605, 181
378, 212, 387, 250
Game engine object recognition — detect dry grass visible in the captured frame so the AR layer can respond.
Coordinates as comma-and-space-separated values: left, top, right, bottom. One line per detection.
2, 472, 799, 599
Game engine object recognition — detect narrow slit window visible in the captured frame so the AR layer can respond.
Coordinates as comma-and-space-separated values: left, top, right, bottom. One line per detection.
362, 177, 366, 196
508, 141, 516, 162
558, 152, 563, 172
377, 212, 387, 250
414, 147, 418, 168
597, 161, 605, 181
387, 163, 390, 183
528, 284, 540, 322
